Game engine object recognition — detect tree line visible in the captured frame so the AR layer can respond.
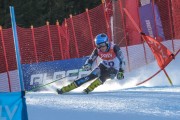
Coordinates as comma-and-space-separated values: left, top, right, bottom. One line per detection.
0, 0, 101, 28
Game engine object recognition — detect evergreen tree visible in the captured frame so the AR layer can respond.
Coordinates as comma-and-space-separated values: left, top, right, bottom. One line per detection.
0, 0, 101, 28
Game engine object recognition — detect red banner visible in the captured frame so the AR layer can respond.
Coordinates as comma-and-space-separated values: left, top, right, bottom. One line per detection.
142, 34, 174, 69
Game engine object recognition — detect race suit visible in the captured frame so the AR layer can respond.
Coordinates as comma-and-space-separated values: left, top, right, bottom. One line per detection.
84, 43, 125, 83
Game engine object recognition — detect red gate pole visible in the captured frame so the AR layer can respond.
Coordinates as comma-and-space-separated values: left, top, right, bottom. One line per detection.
102, 0, 111, 40
119, 0, 131, 71
65, 18, 70, 59
56, 21, 64, 60
31, 25, 38, 63
0, 26, 11, 92
70, 14, 79, 58
46, 21, 54, 61
124, 8, 148, 65
86, 8, 95, 48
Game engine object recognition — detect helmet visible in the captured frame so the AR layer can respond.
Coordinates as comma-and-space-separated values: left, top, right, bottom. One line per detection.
95, 33, 108, 45
94, 33, 110, 49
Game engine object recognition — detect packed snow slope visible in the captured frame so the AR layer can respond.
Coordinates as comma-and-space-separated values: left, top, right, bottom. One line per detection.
26, 54, 180, 120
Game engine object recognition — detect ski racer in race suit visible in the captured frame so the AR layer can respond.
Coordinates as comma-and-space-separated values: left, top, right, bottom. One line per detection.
57, 33, 125, 94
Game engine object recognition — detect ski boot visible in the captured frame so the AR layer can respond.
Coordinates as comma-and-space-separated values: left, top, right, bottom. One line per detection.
83, 88, 91, 94
56, 89, 63, 94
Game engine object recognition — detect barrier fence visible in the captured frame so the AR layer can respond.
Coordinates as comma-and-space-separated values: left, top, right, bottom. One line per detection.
0, 0, 180, 92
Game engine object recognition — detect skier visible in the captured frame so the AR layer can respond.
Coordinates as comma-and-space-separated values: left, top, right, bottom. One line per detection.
57, 33, 125, 94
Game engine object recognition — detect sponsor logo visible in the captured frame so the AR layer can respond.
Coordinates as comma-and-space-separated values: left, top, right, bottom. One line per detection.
100, 53, 113, 58
145, 20, 154, 38
30, 69, 90, 85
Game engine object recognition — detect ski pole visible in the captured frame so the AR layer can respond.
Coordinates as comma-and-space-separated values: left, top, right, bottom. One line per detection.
26, 75, 68, 93
26, 66, 88, 93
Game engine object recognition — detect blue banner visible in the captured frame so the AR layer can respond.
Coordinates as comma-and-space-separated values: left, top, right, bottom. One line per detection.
0, 92, 28, 120
22, 57, 88, 90
139, 3, 165, 41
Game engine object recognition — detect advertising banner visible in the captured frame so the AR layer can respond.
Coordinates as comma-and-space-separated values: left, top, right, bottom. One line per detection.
139, 3, 165, 41
22, 57, 89, 91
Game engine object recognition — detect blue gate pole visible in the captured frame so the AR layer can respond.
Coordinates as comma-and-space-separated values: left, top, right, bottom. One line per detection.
9, 6, 24, 91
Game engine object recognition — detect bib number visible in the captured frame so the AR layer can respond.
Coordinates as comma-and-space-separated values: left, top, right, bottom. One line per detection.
103, 61, 114, 67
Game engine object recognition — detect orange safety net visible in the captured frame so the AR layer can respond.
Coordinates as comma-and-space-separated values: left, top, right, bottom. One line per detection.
0, 28, 17, 72
0, 0, 180, 92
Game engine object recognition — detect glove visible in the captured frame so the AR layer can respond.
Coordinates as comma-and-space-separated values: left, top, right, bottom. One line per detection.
117, 69, 124, 80
82, 63, 92, 71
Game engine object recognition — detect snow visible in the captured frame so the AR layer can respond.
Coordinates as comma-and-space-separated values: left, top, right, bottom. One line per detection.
26, 53, 180, 120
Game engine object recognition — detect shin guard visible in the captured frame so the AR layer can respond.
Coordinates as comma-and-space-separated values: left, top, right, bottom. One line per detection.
84, 78, 102, 94
61, 82, 77, 93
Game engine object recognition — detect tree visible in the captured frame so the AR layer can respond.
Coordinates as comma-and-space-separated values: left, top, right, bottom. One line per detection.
0, 0, 101, 28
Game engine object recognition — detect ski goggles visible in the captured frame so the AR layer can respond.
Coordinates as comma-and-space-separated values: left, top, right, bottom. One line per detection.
96, 42, 107, 49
